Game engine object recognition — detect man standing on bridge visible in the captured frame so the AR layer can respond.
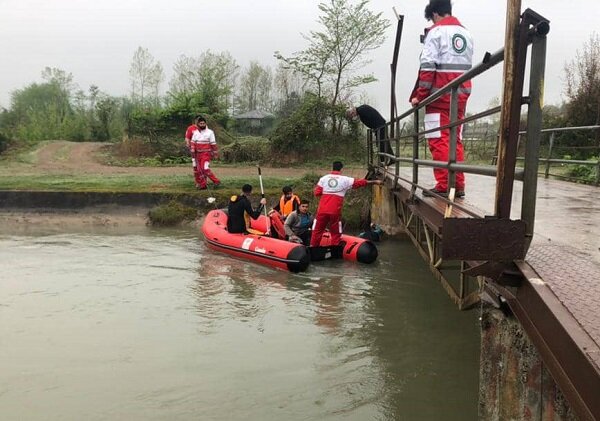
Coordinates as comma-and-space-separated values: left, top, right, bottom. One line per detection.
410, 0, 473, 198
185, 115, 221, 190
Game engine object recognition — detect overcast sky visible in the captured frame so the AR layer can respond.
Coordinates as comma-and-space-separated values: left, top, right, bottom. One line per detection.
0, 0, 598, 115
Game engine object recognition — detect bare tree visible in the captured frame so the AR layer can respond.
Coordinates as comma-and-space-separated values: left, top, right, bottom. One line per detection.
275, 0, 389, 106
564, 33, 600, 153
274, 63, 306, 101
129, 47, 164, 106
236, 61, 273, 113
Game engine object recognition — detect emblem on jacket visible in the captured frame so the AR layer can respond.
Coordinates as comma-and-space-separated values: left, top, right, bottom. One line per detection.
452, 34, 467, 54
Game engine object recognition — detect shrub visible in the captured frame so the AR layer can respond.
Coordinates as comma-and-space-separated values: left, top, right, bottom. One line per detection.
568, 156, 598, 183
269, 94, 364, 164
220, 136, 270, 163
148, 201, 197, 226
0, 131, 10, 154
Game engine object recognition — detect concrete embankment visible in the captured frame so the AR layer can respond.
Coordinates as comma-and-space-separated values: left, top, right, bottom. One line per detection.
0, 190, 221, 210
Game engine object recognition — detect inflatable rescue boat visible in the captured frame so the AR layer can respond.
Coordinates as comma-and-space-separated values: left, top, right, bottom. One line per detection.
202, 209, 310, 272
251, 213, 378, 264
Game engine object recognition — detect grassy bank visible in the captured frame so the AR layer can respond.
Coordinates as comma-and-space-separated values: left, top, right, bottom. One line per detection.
0, 172, 372, 230
0, 174, 313, 194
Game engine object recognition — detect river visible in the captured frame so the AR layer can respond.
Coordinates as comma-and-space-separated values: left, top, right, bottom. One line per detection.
0, 224, 480, 420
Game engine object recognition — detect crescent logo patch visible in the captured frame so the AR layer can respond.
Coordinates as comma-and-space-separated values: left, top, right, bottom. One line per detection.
327, 178, 339, 188
452, 34, 467, 54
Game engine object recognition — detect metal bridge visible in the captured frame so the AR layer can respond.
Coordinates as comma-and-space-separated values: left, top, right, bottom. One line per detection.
371, 3, 600, 419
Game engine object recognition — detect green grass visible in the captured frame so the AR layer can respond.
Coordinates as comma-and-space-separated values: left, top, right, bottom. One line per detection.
0, 173, 316, 195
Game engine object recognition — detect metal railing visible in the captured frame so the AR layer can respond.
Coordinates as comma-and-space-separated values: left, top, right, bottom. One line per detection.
368, 8, 550, 250
528, 126, 599, 185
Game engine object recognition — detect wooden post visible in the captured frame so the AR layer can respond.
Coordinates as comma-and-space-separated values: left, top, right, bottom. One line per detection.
495, 0, 523, 218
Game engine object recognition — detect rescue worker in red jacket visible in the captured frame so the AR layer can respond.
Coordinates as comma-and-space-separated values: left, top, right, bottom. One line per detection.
185, 115, 221, 190
410, 0, 473, 198
310, 161, 382, 247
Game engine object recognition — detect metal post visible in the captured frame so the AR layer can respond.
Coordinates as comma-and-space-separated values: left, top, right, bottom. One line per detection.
545, 132, 555, 178
368, 130, 373, 168
596, 138, 600, 186
495, 0, 525, 219
390, 13, 404, 135
395, 126, 400, 187
521, 34, 547, 252
412, 109, 420, 191
448, 87, 459, 192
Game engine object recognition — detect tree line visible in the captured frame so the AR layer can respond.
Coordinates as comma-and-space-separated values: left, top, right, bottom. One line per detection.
0, 0, 390, 163
0, 1, 598, 164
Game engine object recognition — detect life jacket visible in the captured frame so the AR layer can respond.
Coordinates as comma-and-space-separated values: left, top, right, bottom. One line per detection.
279, 194, 300, 217
269, 210, 287, 239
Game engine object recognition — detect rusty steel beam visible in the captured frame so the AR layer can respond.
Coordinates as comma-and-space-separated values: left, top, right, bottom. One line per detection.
495, 263, 600, 421
442, 218, 526, 261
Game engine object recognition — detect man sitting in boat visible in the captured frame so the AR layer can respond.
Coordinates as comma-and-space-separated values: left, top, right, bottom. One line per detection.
284, 199, 314, 246
272, 186, 301, 220
227, 184, 267, 234
268, 185, 301, 239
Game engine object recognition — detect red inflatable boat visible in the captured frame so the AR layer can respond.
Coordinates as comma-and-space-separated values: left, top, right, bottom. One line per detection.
251, 213, 378, 264
202, 210, 310, 272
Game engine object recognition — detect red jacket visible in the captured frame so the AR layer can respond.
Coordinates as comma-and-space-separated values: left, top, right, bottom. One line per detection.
314, 171, 368, 215
410, 16, 473, 111
185, 125, 218, 153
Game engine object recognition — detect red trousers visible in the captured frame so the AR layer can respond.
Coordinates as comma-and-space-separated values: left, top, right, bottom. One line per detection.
192, 150, 220, 188
426, 107, 465, 191
310, 213, 342, 247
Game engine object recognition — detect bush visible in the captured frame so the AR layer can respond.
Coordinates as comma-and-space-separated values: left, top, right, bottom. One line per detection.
568, 156, 598, 183
148, 201, 197, 226
220, 136, 270, 163
269, 94, 364, 164
124, 108, 236, 163
0, 131, 11, 154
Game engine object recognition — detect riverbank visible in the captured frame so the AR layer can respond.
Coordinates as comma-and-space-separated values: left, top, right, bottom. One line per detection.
0, 141, 373, 228
0, 206, 156, 235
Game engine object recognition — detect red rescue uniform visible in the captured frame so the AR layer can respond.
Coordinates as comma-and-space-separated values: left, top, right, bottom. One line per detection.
310, 171, 368, 247
410, 15, 473, 192
185, 124, 220, 188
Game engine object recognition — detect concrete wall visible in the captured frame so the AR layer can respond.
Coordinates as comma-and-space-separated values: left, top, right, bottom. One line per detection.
370, 185, 404, 235
479, 305, 578, 420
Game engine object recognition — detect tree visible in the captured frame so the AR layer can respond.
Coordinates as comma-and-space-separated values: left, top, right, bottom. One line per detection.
169, 50, 239, 114
274, 63, 305, 101
275, 0, 389, 107
563, 33, 600, 156
129, 47, 164, 107
236, 61, 273, 113
9, 82, 68, 140
273, 63, 306, 116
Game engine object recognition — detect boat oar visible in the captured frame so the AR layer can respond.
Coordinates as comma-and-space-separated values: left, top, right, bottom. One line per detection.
257, 165, 270, 236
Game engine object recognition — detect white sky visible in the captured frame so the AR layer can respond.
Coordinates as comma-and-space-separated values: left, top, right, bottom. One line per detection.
0, 0, 598, 116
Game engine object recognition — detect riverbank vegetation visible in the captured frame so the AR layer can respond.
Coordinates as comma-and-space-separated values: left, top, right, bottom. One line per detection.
0, 0, 389, 169
0, 3, 598, 188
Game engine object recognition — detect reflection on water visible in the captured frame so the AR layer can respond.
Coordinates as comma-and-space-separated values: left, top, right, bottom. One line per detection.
0, 227, 479, 420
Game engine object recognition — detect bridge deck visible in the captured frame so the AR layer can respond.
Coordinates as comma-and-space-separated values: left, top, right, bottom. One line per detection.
384, 168, 600, 418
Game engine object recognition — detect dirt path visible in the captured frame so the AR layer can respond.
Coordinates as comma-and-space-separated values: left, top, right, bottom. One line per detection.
1, 141, 367, 178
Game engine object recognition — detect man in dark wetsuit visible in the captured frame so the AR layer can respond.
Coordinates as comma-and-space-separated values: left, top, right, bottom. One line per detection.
227, 184, 267, 234
346, 105, 394, 165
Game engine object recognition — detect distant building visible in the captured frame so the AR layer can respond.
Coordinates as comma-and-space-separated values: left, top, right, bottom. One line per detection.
232, 110, 275, 135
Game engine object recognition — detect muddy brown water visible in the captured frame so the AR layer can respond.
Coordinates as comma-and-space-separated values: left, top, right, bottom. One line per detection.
0, 223, 479, 420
